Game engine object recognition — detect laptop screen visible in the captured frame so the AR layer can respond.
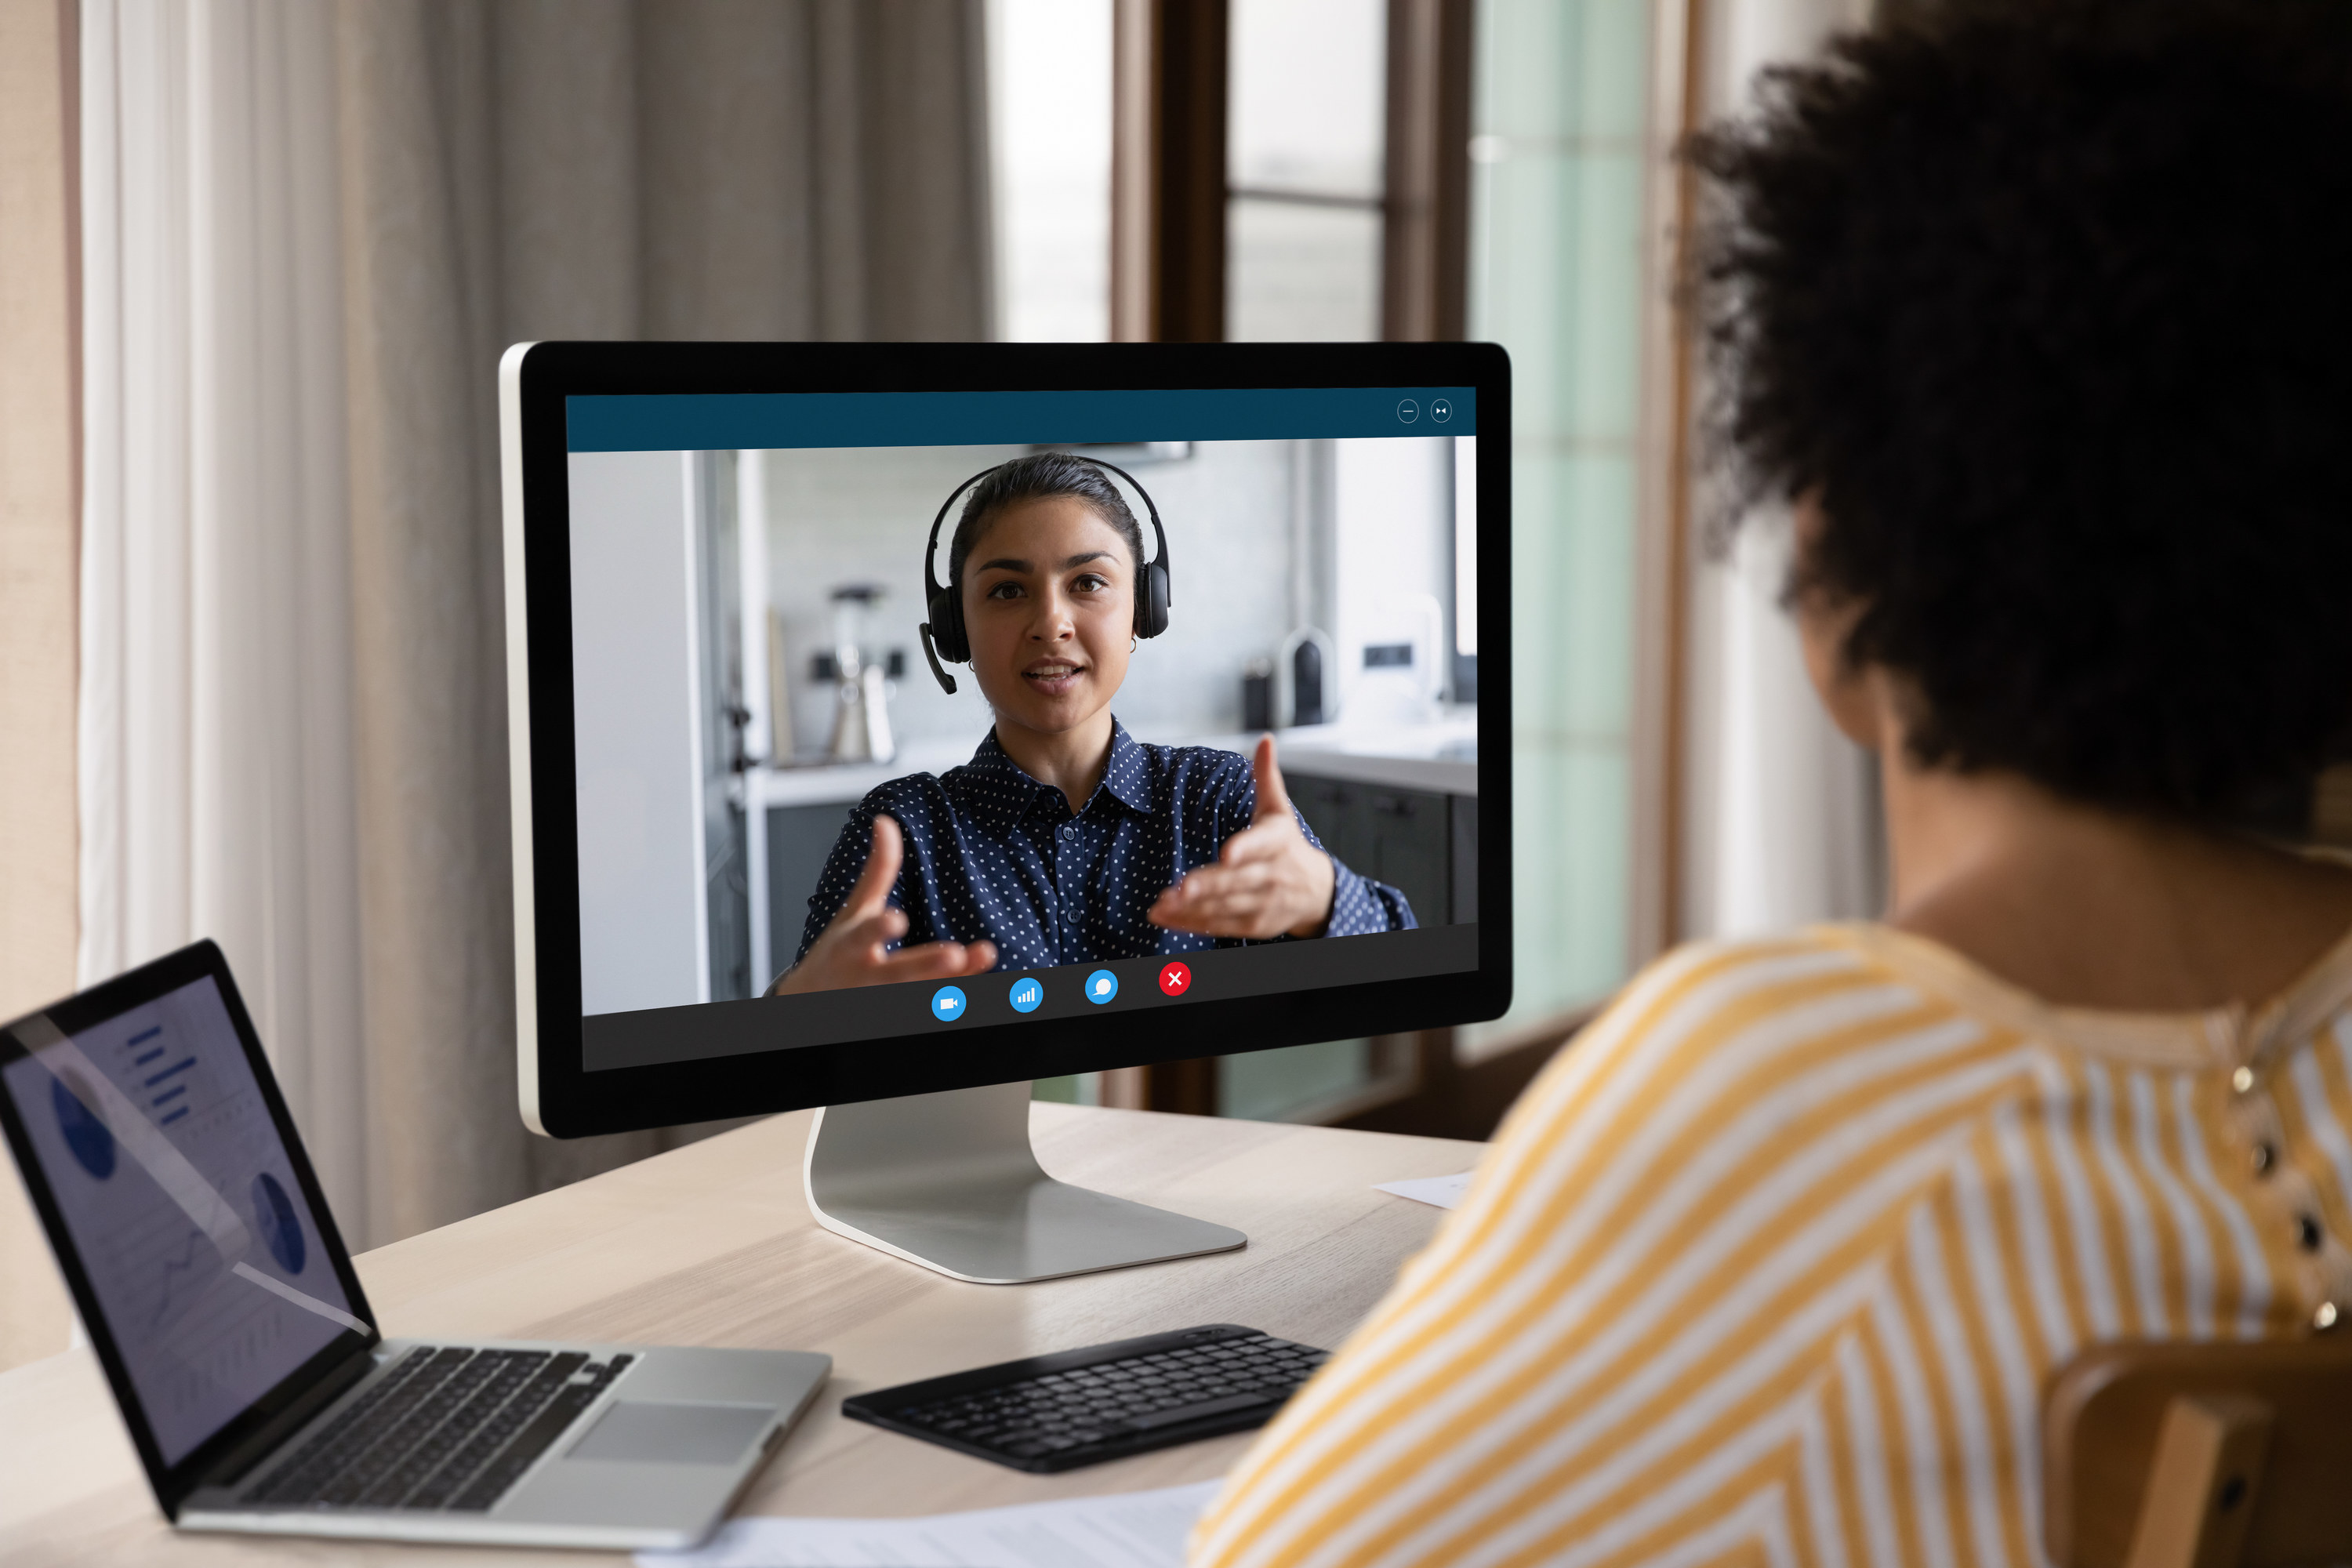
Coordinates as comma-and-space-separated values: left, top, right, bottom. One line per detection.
1, 973, 365, 1465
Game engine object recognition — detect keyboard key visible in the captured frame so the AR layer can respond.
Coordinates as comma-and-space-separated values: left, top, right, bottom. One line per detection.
1118, 1391, 1281, 1431
244, 1348, 620, 1515
449, 1378, 598, 1511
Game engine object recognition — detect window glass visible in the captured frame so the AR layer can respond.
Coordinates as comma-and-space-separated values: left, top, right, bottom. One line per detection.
1459, 0, 1654, 1051
1226, 0, 1385, 342
1227, 200, 1382, 343
988, 0, 1113, 342
1229, 0, 1384, 196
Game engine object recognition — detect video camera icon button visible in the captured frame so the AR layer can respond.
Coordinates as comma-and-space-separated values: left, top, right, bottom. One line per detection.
1085, 969, 1119, 1004
1158, 961, 1192, 997
1009, 977, 1044, 1014
931, 985, 968, 1022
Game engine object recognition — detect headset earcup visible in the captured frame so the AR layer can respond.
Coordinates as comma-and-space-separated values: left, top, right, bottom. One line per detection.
1136, 561, 1171, 640
928, 586, 969, 663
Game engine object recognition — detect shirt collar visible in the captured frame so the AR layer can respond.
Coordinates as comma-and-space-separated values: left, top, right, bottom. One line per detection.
960, 720, 1153, 824
1099, 720, 1154, 815
960, 731, 1042, 829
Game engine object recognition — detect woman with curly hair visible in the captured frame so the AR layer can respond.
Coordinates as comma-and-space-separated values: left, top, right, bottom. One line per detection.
1193, 3, 2352, 1564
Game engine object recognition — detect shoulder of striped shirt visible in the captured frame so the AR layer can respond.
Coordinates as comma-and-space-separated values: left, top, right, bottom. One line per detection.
1594, 918, 2352, 1075
1823, 920, 2352, 1072
1489, 918, 2352, 1184
1478, 927, 1971, 1157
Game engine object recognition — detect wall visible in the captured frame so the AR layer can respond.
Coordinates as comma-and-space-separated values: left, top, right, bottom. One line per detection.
568, 450, 708, 1015
1330, 437, 1455, 720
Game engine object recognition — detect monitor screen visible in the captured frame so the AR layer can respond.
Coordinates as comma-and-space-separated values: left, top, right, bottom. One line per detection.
505, 345, 1508, 1133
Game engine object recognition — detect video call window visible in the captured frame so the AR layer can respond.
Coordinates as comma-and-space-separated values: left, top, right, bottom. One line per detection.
564, 389, 1478, 1070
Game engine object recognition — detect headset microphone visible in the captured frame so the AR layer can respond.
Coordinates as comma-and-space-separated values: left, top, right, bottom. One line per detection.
917, 456, 1171, 695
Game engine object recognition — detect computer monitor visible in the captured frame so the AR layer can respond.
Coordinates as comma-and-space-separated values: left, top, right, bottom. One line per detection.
500, 342, 1510, 1283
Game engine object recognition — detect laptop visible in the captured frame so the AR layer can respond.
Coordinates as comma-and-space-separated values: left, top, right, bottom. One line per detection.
0, 939, 829, 1550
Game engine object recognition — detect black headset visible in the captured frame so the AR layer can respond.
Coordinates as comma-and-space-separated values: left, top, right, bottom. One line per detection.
917, 456, 1171, 695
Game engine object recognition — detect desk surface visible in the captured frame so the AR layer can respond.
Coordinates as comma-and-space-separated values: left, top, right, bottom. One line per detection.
0, 1103, 1477, 1565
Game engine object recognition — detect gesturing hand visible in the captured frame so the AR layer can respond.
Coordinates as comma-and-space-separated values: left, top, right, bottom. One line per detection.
770, 815, 999, 995
1147, 735, 1338, 940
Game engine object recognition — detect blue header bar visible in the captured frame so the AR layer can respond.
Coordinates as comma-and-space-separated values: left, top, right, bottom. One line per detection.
564, 386, 1476, 452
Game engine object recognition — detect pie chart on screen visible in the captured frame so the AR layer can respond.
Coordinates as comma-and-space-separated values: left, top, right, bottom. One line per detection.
252, 1171, 307, 1275
53, 1073, 115, 1180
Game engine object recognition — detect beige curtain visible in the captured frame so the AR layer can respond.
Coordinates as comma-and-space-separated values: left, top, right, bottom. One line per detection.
63, 0, 993, 1355
0, 0, 83, 1372
338, 0, 991, 1243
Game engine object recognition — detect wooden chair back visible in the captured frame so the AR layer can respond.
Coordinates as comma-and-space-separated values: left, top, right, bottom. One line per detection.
2043, 1337, 2352, 1568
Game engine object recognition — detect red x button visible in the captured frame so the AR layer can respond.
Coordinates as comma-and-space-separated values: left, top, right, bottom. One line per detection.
1158, 961, 1192, 997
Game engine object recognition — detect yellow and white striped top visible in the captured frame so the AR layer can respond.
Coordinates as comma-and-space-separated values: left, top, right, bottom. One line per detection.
1194, 923, 2352, 1568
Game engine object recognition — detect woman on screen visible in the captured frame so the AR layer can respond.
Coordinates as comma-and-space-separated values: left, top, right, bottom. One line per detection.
771, 454, 1414, 996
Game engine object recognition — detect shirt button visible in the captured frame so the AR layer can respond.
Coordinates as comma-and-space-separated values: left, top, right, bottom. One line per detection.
2252, 1142, 2277, 1177
2232, 1065, 2256, 1094
1061, 825, 1076, 840
2318, 1301, 2342, 1332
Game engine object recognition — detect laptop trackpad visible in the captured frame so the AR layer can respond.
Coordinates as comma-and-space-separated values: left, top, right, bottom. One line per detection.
568, 1401, 773, 1466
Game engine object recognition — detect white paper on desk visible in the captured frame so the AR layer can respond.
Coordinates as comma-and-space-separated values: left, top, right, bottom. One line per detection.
640, 1479, 1222, 1568
1374, 1171, 1473, 1210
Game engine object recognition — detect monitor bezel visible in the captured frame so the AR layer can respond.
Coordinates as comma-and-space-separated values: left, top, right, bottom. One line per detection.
0, 939, 379, 1517
506, 341, 1512, 1138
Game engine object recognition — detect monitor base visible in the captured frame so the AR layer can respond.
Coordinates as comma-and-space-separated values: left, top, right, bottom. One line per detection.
802, 1080, 1247, 1284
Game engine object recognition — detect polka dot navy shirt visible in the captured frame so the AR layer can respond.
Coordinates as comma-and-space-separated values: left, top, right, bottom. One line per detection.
791, 718, 1416, 974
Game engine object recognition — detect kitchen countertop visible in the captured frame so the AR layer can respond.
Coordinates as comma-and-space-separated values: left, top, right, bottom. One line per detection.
754, 713, 1479, 811
1192, 717, 1478, 798
756, 737, 986, 810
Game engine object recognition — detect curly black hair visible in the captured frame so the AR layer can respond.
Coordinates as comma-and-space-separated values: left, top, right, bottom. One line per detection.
1689, 0, 2352, 822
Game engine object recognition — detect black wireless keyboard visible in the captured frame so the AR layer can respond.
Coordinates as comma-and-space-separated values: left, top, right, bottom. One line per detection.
843, 1324, 1330, 1473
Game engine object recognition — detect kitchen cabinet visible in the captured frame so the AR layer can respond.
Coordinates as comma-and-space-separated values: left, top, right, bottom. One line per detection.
1287, 775, 1474, 930
767, 802, 854, 964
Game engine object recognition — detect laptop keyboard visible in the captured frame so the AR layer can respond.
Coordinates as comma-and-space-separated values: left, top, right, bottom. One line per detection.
244, 1346, 633, 1512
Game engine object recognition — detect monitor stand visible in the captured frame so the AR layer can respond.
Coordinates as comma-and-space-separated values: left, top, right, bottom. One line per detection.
802, 1080, 1247, 1284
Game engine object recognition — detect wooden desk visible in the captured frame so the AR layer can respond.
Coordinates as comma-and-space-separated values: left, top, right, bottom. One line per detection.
0, 1104, 1478, 1565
